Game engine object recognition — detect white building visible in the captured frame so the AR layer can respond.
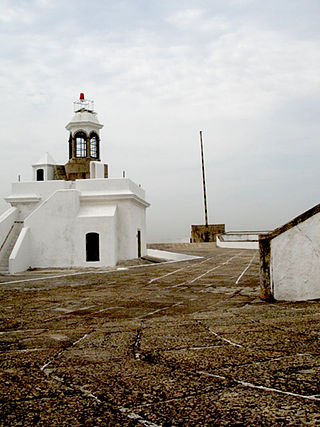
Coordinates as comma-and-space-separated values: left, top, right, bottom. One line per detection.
0, 94, 149, 273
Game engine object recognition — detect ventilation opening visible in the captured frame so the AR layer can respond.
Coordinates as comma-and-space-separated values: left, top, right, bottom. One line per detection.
86, 232, 100, 261
36, 169, 44, 181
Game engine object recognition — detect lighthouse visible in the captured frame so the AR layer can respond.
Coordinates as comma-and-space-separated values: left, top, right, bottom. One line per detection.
0, 94, 149, 273
63, 93, 107, 180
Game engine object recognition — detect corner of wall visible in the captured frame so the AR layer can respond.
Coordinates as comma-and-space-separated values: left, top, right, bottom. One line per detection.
259, 236, 273, 300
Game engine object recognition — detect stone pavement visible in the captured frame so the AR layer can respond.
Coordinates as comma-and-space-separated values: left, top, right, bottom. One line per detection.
1, 244, 320, 425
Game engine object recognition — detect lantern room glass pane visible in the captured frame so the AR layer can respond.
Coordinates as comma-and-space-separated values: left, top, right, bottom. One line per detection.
90, 135, 98, 158
75, 133, 87, 157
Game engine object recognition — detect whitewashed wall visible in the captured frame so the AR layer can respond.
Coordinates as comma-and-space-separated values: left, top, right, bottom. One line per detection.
33, 164, 55, 181
6, 181, 69, 219
270, 213, 320, 301
3, 178, 149, 271
216, 235, 258, 249
9, 227, 31, 273
25, 189, 81, 268
77, 202, 118, 267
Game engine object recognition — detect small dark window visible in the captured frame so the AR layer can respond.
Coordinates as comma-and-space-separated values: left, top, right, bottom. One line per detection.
90, 134, 98, 158
86, 232, 100, 261
36, 169, 44, 181
75, 132, 87, 158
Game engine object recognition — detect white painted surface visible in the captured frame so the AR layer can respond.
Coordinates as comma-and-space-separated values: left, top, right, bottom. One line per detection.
25, 190, 81, 268
2, 178, 149, 270
66, 110, 103, 136
0, 207, 17, 248
216, 235, 258, 249
76, 178, 147, 202
222, 233, 260, 242
32, 152, 57, 181
271, 213, 320, 301
9, 227, 31, 273
5, 181, 69, 219
23, 189, 118, 268
147, 249, 202, 261
90, 161, 105, 178
33, 152, 57, 166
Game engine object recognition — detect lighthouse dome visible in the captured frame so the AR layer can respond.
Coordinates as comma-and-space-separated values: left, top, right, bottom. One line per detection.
65, 93, 103, 135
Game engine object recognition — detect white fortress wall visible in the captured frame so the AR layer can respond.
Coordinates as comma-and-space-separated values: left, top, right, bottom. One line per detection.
24, 189, 81, 268
216, 236, 259, 249
78, 178, 148, 261
270, 212, 320, 301
77, 203, 118, 267
222, 233, 262, 242
115, 199, 147, 260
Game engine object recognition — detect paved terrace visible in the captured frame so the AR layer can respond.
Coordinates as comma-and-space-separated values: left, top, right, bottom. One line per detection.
1, 244, 320, 425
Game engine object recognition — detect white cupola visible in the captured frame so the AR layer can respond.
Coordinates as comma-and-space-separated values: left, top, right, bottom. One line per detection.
32, 152, 57, 181
65, 93, 103, 161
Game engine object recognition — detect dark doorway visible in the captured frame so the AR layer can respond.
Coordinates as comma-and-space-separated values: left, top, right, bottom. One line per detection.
137, 230, 141, 258
86, 232, 100, 261
36, 169, 44, 181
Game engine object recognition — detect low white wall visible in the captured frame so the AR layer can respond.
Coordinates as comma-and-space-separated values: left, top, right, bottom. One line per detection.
9, 227, 31, 274
9, 180, 69, 199
75, 178, 146, 200
6, 181, 70, 220
271, 213, 320, 301
222, 233, 259, 242
0, 207, 18, 248
216, 235, 258, 249
147, 249, 201, 261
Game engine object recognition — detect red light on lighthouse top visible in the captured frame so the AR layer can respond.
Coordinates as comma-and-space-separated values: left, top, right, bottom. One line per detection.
74, 93, 94, 112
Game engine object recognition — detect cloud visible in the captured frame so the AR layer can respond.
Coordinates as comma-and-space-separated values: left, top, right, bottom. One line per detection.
167, 8, 231, 33
0, 1, 319, 240
0, 0, 34, 24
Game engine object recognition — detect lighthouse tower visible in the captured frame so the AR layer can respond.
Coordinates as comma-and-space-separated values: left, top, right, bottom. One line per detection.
1, 94, 149, 273
62, 93, 107, 180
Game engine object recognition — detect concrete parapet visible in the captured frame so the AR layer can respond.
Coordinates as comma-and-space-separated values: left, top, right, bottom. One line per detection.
259, 203, 320, 301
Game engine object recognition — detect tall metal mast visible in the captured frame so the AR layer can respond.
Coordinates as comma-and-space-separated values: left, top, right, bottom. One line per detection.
200, 131, 209, 227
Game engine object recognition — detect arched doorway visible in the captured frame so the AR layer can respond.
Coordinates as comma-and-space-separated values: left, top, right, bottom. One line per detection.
86, 232, 100, 261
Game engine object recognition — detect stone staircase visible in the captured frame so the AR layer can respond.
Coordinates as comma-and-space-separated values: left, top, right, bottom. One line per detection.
0, 221, 24, 272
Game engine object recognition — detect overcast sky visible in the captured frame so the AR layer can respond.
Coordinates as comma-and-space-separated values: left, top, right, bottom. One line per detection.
0, 0, 319, 241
